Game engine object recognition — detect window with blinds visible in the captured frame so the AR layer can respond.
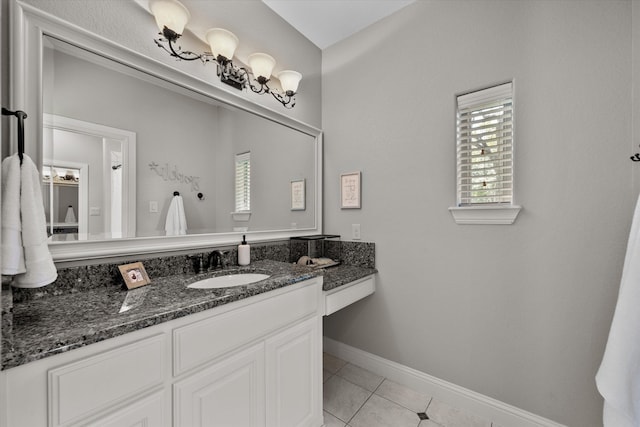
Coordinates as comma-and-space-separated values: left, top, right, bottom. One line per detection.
235, 152, 250, 212
456, 82, 513, 206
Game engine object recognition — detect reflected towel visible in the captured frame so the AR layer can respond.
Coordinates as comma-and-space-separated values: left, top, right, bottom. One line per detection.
165, 195, 187, 236
596, 194, 640, 426
1, 154, 57, 287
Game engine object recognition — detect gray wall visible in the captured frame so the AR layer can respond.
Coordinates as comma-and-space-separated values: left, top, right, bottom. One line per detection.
322, 1, 638, 426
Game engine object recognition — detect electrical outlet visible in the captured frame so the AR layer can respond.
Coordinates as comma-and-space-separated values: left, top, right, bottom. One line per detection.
149, 201, 158, 213
352, 224, 361, 240
89, 207, 101, 216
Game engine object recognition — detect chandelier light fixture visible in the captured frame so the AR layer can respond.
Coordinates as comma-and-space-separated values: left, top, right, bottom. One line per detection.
149, 0, 302, 108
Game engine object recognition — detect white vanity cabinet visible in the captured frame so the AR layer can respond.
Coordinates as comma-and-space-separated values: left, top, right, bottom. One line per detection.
0, 278, 323, 427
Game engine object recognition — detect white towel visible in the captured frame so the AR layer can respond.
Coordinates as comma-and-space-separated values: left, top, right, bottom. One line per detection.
1, 154, 25, 275
165, 195, 187, 236
1, 154, 57, 288
596, 193, 640, 426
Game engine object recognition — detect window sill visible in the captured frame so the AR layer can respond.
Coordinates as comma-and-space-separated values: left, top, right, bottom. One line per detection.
448, 205, 522, 225
231, 211, 251, 221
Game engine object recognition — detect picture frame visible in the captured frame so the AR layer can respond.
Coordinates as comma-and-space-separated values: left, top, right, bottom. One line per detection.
118, 261, 151, 289
291, 179, 306, 211
341, 171, 361, 209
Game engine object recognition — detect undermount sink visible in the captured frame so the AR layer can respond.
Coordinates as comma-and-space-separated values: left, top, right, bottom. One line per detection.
187, 273, 271, 289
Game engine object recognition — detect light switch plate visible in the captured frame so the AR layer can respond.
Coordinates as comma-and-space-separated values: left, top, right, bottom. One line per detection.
352, 224, 361, 240
89, 207, 101, 216
149, 201, 158, 213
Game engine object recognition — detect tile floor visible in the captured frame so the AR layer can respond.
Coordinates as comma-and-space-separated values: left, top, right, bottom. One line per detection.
323, 352, 502, 427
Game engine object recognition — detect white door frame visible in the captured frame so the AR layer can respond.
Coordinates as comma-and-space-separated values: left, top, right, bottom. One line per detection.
43, 113, 137, 238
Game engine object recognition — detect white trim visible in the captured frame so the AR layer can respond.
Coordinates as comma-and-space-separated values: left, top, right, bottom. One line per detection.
458, 82, 513, 108
231, 212, 252, 222
449, 205, 522, 225
43, 114, 137, 238
323, 337, 566, 427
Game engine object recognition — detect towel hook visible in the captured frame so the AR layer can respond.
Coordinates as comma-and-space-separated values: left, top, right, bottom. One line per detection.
2, 107, 27, 164
173, 191, 180, 196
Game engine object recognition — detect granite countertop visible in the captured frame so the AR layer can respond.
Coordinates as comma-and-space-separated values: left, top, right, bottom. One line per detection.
1, 259, 376, 370
321, 264, 377, 292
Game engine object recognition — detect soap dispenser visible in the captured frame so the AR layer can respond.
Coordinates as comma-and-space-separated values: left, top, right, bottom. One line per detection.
238, 235, 250, 266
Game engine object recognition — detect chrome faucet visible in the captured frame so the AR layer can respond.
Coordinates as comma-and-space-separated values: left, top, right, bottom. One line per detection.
208, 250, 228, 270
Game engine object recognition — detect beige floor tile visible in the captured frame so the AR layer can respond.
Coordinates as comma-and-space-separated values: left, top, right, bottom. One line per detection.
324, 352, 348, 374
349, 394, 422, 427
426, 399, 491, 427
375, 379, 431, 413
337, 363, 384, 392
419, 420, 444, 427
324, 369, 333, 382
323, 375, 372, 423
323, 410, 347, 427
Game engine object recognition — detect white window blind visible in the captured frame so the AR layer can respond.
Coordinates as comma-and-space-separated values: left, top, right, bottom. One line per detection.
456, 82, 513, 206
235, 152, 250, 211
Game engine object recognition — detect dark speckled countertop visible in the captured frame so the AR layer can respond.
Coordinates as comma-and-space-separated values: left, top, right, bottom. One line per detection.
2, 259, 376, 370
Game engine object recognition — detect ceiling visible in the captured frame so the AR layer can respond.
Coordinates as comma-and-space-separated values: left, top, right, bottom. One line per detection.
262, 0, 416, 49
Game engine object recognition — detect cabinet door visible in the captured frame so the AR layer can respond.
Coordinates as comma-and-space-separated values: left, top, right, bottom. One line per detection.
86, 390, 169, 427
266, 317, 322, 427
174, 343, 265, 427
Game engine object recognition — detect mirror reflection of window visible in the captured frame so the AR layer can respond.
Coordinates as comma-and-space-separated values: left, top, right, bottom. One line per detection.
235, 152, 251, 212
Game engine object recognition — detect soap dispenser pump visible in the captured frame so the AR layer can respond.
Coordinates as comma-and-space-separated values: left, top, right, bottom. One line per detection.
238, 235, 250, 266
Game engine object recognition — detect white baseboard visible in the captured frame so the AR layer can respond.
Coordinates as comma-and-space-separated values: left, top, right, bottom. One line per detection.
323, 337, 566, 427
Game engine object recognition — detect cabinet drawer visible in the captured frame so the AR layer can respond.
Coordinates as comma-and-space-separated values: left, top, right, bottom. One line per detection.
174, 280, 320, 376
324, 275, 375, 315
48, 334, 166, 427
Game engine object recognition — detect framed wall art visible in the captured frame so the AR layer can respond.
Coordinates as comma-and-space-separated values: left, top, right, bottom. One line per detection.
340, 171, 361, 209
291, 179, 306, 211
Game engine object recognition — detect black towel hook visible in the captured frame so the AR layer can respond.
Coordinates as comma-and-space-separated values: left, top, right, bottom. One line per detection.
173, 191, 180, 196
2, 107, 27, 164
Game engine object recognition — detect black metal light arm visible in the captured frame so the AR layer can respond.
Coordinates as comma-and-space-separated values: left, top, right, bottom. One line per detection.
247, 76, 296, 108
155, 27, 212, 63
154, 31, 297, 108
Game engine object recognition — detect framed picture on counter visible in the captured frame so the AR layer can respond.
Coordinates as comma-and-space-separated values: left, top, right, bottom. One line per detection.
341, 171, 361, 209
118, 261, 151, 289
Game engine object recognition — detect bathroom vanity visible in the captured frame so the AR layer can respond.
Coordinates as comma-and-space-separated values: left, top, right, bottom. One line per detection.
1, 258, 376, 427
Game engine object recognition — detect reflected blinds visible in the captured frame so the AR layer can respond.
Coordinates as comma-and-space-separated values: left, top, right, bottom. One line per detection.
235, 152, 251, 211
456, 82, 513, 206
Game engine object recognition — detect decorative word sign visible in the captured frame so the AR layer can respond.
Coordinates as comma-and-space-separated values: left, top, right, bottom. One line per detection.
149, 161, 200, 192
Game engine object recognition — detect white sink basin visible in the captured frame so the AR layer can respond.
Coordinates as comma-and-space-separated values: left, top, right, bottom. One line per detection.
187, 273, 270, 289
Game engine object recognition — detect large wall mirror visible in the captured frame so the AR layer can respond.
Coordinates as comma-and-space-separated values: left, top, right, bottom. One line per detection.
11, 2, 323, 261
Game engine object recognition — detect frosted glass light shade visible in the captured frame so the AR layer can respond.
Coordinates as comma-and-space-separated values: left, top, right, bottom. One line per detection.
248, 53, 276, 80
277, 70, 302, 94
206, 28, 239, 60
149, 0, 190, 35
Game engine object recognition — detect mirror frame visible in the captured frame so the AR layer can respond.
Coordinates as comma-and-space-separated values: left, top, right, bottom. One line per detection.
9, 1, 323, 262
